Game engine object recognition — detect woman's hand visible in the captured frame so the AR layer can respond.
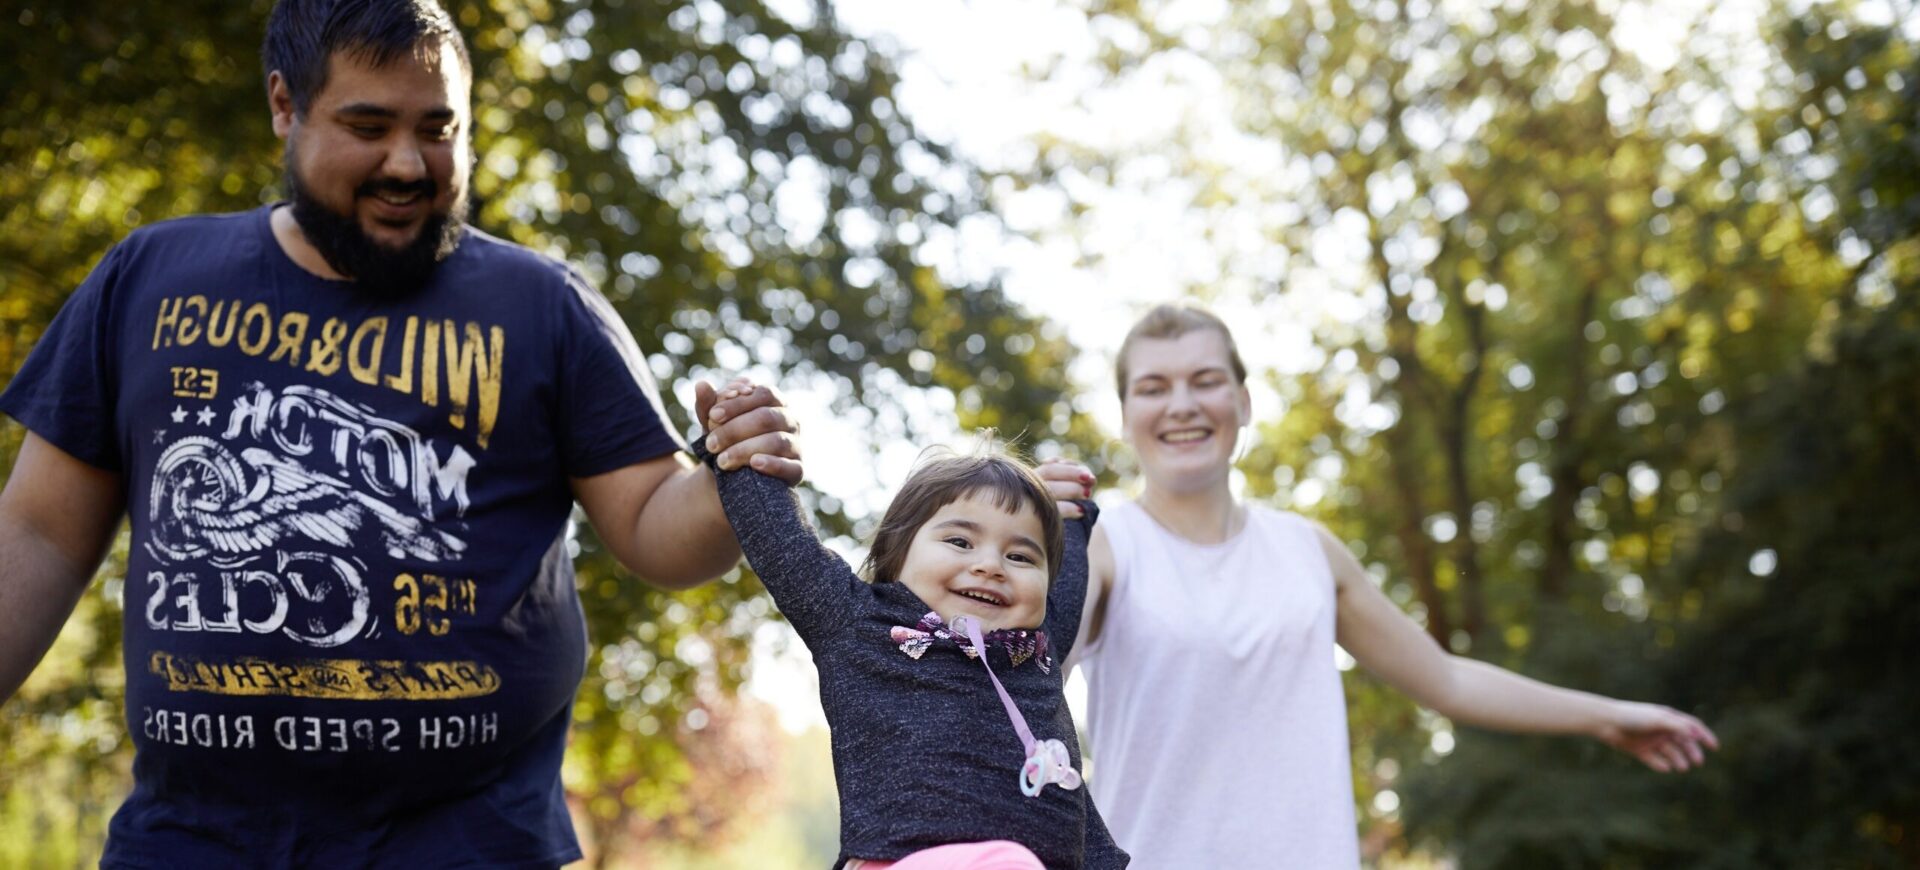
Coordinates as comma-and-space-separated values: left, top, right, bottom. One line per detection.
1035, 458, 1095, 519
1596, 701, 1721, 772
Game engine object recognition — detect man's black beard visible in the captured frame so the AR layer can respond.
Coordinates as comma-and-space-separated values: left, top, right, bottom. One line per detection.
284, 161, 467, 298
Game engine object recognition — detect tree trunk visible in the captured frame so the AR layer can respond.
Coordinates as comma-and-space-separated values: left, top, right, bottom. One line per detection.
1373, 221, 1454, 647
1541, 276, 1599, 603
1384, 421, 1454, 646
1442, 295, 1490, 645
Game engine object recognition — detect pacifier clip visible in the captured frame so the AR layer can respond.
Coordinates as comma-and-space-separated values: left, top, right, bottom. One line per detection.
953, 615, 1083, 797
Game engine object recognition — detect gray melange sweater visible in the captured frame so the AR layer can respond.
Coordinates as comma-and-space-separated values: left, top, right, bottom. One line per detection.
698, 450, 1127, 869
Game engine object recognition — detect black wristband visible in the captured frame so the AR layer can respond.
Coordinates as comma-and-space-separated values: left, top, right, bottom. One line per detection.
689, 431, 719, 467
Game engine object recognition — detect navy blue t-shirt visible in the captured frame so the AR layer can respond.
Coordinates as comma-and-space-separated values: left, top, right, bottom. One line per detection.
0, 206, 684, 867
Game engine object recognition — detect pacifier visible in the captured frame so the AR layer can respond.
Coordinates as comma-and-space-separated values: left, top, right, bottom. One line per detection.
1020, 738, 1083, 797
950, 613, 1084, 799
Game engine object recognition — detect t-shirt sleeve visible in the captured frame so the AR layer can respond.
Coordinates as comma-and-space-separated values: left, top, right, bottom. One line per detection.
0, 245, 126, 471
1046, 500, 1099, 664
555, 270, 687, 476
692, 439, 860, 641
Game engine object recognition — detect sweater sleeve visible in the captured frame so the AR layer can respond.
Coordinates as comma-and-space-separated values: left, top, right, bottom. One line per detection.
1081, 788, 1132, 868
1045, 500, 1099, 665
692, 438, 862, 641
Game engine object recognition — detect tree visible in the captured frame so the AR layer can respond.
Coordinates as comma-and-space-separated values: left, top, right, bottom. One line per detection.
1404, 7, 1920, 866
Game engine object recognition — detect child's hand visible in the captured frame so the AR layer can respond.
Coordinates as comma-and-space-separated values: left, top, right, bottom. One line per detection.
695, 377, 803, 483
1036, 458, 1095, 519
1596, 701, 1720, 773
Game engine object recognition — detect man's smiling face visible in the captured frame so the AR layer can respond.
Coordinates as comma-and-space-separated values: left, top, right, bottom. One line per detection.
274, 39, 471, 293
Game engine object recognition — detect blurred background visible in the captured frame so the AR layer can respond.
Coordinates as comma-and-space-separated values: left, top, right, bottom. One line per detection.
2, 0, 1916, 866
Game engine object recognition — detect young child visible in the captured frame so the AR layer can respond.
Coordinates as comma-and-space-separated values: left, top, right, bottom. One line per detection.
693, 434, 1128, 870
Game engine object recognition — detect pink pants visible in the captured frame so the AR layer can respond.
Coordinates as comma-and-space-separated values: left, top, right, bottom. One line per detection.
846, 840, 1044, 870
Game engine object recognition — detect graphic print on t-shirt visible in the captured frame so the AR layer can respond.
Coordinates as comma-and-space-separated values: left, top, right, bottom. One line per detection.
145, 381, 474, 647
136, 295, 520, 752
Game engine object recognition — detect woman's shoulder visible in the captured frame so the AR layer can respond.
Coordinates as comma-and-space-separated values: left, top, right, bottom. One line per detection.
1245, 503, 1317, 532
1243, 506, 1342, 553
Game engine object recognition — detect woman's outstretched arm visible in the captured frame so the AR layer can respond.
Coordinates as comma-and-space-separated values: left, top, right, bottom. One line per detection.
1321, 522, 1719, 772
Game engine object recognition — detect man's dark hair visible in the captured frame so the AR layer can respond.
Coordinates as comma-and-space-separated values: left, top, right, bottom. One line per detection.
264, 0, 471, 114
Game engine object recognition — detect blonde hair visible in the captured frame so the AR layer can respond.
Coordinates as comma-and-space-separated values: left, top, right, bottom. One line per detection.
1114, 303, 1248, 401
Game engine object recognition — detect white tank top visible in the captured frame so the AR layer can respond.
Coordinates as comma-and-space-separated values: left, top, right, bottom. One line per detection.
1080, 502, 1360, 868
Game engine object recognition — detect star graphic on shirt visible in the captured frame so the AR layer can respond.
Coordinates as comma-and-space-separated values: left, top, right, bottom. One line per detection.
169, 405, 187, 423
153, 430, 167, 444
195, 406, 216, 426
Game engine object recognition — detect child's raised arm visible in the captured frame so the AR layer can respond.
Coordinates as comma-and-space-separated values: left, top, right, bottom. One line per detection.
693, 439, 863, 641
1046, 500, 1099, 664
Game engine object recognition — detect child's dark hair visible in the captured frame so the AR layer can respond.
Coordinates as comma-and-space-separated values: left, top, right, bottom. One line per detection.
861, 451, 1065, 584
264, 0, 470, 115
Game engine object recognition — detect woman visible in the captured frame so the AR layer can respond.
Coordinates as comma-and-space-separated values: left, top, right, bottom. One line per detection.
1040, 304, 1717, 867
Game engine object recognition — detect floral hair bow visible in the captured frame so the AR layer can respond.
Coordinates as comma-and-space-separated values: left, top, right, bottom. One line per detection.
890, 611, 1051, 673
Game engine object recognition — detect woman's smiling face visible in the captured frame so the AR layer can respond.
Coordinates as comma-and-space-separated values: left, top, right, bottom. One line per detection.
895, 491, 1050, 632
1120, 328, 1252, 495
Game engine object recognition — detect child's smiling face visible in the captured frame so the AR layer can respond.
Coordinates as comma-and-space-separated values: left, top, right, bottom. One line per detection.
895, 491, 1050, 633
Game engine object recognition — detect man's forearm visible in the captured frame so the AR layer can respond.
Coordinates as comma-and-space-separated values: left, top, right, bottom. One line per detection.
0, 435, 125, 705
0, 522, 103, 705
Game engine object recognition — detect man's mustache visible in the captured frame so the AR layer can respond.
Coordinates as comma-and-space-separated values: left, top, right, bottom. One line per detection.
357, 178, 437, 200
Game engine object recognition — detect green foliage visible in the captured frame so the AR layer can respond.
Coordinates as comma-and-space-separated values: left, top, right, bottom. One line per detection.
1403, 9, 1920, 865
1662, 292, 1920, 867
0, 1, 1094, 863
1409, 275, 1920, 870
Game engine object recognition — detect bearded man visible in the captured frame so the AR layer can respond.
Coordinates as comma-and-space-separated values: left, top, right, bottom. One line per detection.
0, 1, 801, 865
